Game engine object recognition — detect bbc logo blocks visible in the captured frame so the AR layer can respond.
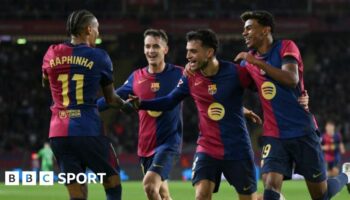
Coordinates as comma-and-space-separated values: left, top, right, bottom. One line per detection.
5, 171, 54, 186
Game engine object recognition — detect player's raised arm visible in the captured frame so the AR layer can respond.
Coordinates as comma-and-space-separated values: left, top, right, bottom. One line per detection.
235, 52, 299, 88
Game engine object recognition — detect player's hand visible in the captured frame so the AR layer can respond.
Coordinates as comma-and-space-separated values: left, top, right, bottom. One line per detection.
298, 90, 309, 111
244, 108, 262, 124
234, 52, 258, 65
183, 63, 195, 77
127, 94, 141, 110
120, 101, 136, 114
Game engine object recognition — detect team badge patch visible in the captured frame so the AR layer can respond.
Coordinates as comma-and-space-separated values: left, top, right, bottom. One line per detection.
207, 102, 225, 121
151, 82, 160, 92
261, 81, 276, 100
208, 84, 217, 95
147, 110, 162, 117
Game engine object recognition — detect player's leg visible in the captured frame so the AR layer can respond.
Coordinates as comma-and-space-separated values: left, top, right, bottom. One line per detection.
342, 163, 350, 194
222, 158, 257, 200
50, 137, 88, 200
260, 137, 292, 200
159, 181, 172, 200
142, 151, 178, 200
195, 180, 216, 200
76, 136, 122, 200
143, 171, 163, 200
192, 153, 221, 200
294, 132, 348, 200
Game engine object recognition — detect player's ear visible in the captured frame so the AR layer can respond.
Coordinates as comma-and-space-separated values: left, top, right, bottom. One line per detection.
85, 25, 92, 36
164, 45, 169, 55
207, 48, 214, 58
263, 26, 271, 35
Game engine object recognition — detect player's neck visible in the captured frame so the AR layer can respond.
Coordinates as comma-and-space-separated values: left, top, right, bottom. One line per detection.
200, 58, 219, 77
148, 62, 166, 74
71, 37, 88, 46
257, 35, 274, 55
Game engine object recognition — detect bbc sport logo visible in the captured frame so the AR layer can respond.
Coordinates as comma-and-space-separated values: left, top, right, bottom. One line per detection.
5, 171, 106, 185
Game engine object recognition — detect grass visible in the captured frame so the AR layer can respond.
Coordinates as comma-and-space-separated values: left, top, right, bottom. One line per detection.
0, 180, 348, 199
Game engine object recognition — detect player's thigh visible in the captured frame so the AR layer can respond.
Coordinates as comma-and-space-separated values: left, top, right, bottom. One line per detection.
50, 137, 85, 175
261, 136, 293, 180
305, 180, 327, 200
292, 132, 327, 183
192, 152, 222, 193
222, 159, 257, 195
147, 151, 179, 181
143, 171, 162, 189
72, 137, 121, 183
159, 181, 172, 199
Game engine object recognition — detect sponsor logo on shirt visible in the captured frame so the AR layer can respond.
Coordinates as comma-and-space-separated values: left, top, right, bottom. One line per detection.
59, 109, 81, 119
207, 102, 225, 121
147, 110, 162, 117
261, 81, 276, 100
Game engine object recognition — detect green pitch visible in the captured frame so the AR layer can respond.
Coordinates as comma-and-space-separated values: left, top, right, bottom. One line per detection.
0, 181, 348, 199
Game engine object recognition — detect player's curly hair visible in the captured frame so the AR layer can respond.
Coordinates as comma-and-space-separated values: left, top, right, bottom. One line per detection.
66, 10, 96, 36
240, 10, 275, 33
186, 29, 219, 54
143, 29, 168, 44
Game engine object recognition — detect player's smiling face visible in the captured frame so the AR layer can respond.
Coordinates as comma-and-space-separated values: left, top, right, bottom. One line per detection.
186, 40, 211, 71
144, 35, 168, 67
242, 19, 266, 49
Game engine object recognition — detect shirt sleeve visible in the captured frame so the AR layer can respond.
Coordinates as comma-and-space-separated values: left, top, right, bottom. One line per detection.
280, 40, 301, 63
42, 45, 53, 79
100, 50, 114, 87
116, 73, 135, 99
140, 75, 190, 111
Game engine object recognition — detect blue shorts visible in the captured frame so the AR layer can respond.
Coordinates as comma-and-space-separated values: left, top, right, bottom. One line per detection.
140, 151, 179, 181
50, 136, 120, 184
191, 152, 257, 194
261, 131, 326, 182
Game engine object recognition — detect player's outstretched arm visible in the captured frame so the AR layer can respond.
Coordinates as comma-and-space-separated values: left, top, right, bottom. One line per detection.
235, 52, 299, 88
132, 87, 187, 111
243, 107, 262, 124
102, 83, 127, 110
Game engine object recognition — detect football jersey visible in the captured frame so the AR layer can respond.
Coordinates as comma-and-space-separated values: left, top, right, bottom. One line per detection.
322, 132, 342, 162
241, 40, 318, 139
42, 42, 113, 138
141, 60, 254, 160
97, 64, 183, 157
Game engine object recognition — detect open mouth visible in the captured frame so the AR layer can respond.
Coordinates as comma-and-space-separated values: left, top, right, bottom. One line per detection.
188, 60, 197, 68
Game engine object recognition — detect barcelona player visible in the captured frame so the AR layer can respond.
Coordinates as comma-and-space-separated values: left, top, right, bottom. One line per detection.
234, 10, 350, 200
129, 29, 262, 200
97, 29, 182, 200
42, 10, 128, 200
322, 121, 346, 177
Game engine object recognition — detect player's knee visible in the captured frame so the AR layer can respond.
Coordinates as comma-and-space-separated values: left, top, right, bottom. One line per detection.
103, 175, 121, 189
143, 182, 159, 196
263, 175, 282, 192
66, 183, 87, 199
195, 189, 211, 200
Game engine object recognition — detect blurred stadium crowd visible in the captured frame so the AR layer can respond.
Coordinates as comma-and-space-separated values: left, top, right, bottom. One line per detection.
0, 0, 349, 158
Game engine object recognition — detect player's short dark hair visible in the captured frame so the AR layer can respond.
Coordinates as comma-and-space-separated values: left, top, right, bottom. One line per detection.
240, 10, 275, 33
186, 29, 219, 53
66, 10, 96, 36
143, 29, 168, 44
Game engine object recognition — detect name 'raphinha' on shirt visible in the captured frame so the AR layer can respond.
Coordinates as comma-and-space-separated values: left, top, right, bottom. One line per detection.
50, 56, 94, 69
